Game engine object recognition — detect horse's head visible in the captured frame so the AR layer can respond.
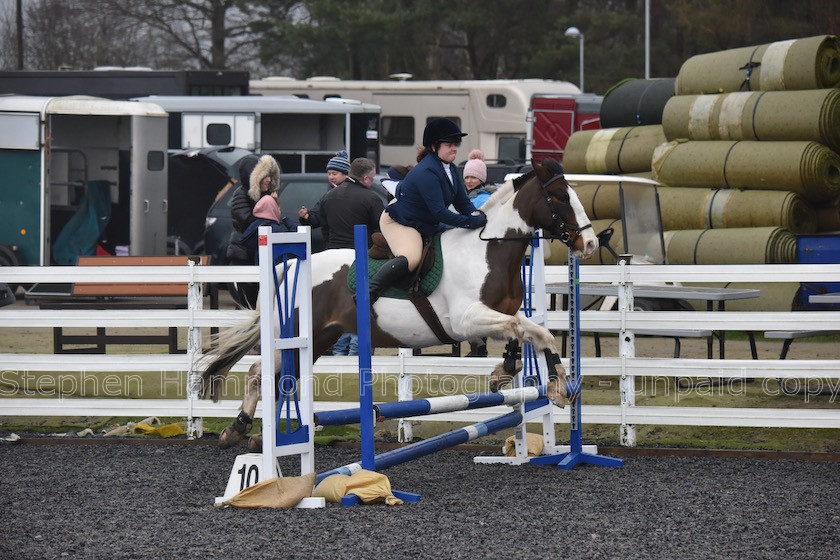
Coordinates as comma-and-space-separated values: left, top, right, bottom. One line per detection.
510, 157, 598, 258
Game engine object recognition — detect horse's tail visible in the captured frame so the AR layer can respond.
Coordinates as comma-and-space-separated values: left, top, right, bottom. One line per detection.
201, 311, 261, 402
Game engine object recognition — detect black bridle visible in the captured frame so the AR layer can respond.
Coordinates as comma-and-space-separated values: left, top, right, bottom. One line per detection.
479, 173, 593, 247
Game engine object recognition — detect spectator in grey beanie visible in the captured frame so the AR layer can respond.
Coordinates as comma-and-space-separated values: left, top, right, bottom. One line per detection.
299, 149, 350, 227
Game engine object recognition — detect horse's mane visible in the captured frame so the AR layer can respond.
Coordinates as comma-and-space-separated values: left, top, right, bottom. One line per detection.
478, 176, 517, 213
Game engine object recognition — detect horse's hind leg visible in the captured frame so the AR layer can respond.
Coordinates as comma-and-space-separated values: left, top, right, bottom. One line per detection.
218, 358, 264, 449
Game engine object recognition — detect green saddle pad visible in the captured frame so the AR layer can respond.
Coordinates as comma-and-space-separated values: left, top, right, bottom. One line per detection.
347, 234, 444, 299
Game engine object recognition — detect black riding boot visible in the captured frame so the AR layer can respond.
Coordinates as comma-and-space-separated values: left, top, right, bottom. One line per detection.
369, 255, 410, 304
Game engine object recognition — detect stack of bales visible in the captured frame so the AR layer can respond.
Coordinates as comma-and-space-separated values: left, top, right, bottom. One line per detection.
550, 36, 840, 309
553, 79, 675, 265
553, 36, 840, 262
657, 34, 840, 269
563, 77, 676, 178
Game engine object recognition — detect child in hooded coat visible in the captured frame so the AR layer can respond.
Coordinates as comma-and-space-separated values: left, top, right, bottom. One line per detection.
240, 195, 294, 264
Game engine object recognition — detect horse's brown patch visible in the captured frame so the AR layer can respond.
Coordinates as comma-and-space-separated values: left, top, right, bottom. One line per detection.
314, 264, 407, 352
480, 235, 528, 315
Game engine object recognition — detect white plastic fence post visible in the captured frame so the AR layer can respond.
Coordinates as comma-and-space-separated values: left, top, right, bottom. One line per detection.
186, 257, 203, 439
397, 347, 414, 442
618, 259, 637, 447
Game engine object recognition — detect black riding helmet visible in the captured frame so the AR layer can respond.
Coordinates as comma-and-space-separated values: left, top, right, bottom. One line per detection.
422, 118, 468, 147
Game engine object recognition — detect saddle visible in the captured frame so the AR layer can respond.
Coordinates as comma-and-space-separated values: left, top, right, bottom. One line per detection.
349, 233, 456, 345
368, 232, 436, 289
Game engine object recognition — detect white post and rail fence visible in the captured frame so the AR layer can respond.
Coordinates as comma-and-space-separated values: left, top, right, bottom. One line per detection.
2, 262, 840, 443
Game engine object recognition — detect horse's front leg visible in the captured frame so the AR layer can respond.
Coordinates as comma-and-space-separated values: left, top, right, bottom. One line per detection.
454, 304, 567, 408
513, 313, 569, 407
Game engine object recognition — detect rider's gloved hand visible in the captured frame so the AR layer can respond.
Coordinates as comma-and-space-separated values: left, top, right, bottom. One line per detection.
467, 211, 487, 229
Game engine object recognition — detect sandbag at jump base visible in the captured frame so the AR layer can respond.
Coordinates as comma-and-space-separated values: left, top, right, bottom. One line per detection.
663, 226, 797, 265
600, 78, 676, 128
662, 89, 840, 152
563, 125, 666, 174
656, 187, 817, 234
675, 35, 840, 94
651, 140, 840, 204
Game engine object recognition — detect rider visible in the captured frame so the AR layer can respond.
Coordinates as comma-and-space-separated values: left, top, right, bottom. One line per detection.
370, 118, 488, 304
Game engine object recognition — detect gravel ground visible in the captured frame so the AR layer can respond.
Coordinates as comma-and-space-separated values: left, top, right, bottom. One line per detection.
1, 441, 839, 559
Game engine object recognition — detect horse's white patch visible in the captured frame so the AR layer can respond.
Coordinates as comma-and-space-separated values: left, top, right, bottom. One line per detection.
567, 187, 598, 257
311, 248, 354, 287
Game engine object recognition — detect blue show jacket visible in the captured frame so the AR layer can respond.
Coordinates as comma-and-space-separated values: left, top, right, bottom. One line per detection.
385, 152, 483, 236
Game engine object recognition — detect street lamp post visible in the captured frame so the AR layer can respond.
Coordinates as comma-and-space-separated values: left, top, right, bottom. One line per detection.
564, 26, 584, 93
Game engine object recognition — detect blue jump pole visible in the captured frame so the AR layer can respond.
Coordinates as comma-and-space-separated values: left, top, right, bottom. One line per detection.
343, 225, 420, 506
353, 224, 376, 471
315, 386, 546, 426
317, 410, 523, 484
530, 255, 623, 470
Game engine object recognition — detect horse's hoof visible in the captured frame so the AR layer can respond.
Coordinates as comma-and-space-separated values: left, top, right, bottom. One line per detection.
247, 435, 263, 453
547, 378, 569, 408
489, 365, 512, 393
218, 426, 245, 449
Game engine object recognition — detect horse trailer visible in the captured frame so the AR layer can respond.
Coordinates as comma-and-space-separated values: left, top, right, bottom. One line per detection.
248, 78, 583, 168
0, 69, 249, 99
0, 95, 169, 266
527, 93, 604, 163
132, 95, 381, 173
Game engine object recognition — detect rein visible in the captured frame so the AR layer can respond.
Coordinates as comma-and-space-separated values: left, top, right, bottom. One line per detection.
477, 173, 593, 247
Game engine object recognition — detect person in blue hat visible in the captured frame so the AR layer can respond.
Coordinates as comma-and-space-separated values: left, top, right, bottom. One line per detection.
299, 149, 350, 227
369, 118, 487, 304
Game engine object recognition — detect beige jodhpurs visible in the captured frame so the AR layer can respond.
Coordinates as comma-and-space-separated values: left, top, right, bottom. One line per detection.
379, 210, 423, 271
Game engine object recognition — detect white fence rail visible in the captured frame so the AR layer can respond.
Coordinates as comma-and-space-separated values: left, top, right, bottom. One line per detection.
2, 263, 840, 443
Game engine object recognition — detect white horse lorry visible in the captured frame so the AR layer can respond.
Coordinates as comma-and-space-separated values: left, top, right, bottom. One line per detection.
0, 94, 382, 268
0, 95, 169, 267
249, 78, 590, 168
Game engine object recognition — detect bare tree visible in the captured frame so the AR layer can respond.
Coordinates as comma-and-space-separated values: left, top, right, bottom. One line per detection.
103, 0, 279, 70
0, 1, 19, 69
0, 0, 160, 70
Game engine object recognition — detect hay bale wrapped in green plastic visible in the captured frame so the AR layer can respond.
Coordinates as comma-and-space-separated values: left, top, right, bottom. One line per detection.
563, 125, 665, 174
664, 226, 797, 264
652, 140, 840, 204
657, 187, 816, 233
675, 35, 840, 94
662, 89, 840, 152
569, 183, 622, 220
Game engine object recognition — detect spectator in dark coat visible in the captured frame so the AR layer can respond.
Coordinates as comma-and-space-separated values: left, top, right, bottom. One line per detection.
319, 157, 384, 355
320, 157, 385, 250
227, 154, 282, 263
225, 154, 281, 308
